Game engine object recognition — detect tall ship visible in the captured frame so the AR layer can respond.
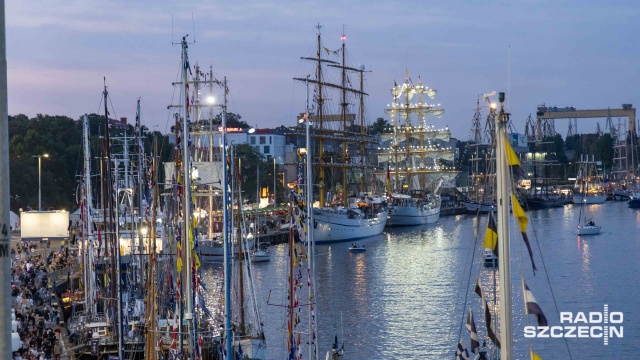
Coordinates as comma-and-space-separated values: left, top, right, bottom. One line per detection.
573, 154, 607, 204
375, 75, 458, 225
292, 26, 387, 242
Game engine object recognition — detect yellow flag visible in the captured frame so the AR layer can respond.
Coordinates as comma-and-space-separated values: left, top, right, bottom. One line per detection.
511, 193, 528, 233
177, 257, 182, 273
531, 350, 542, 360
504, 134, 521, 167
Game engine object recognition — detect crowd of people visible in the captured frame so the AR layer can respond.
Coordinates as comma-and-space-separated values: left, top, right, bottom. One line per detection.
10, 240, 77, 359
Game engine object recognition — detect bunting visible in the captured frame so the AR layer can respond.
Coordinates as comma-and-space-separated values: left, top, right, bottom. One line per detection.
511, 193, 537, 273
523, 279, 548, 327
505, 134, 525, 179
483, 211, 498, 256
475, 277, 501, 348
455, 339, 470, 360
466, 308, 479, 354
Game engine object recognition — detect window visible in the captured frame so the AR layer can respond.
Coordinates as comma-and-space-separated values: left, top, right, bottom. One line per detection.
250, 136, 255, 145
259, 136, 266, 144
269, 136, 272, 144
263, 146, 270, 154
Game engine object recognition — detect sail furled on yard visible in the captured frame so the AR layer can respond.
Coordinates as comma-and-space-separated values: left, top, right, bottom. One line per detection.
483, 211, 498, 256
466, 308, 479, 354
523, 279, 548, 327
474, 277, 501, 348
511, 193, 537, 274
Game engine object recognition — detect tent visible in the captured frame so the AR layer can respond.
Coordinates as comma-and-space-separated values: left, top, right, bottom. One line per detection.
10, 211, 19, 231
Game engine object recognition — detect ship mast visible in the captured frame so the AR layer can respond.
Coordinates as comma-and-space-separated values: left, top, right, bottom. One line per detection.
82, 115, 96, 317
144, 136, 158, 360
316, 24, 326, 206
340, 31, 348, 205
495, 92, 513, 359
180, 36, 195, 359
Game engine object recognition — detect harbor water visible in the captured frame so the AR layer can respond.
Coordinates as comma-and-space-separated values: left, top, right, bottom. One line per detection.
201, 201, 640, 359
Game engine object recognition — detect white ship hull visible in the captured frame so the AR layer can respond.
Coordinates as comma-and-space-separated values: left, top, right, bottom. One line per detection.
577, 225, 601, 235
573, 194, 607, 204
387, 203, 440, 226
312, 208, 388, 243
197, 237, 255, 260
464, 201, 496, 213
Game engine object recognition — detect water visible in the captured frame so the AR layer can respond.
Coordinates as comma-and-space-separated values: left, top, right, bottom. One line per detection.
201, 201, 640, 359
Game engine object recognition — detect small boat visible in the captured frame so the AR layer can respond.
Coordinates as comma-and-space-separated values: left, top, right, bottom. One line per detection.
628, 191, 640, 209
483, 248, 498, 267
577, 221, 601, 235
348, 243, 366, 253
252, 243, 271, 263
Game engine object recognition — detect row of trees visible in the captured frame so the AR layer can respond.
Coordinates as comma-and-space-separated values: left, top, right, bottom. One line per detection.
8, 113, 285, 213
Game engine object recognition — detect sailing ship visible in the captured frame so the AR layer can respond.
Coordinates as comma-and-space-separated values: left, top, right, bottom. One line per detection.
375, 74, 458, 226
68, 87, 152, 358
572, 154, 607, 204
292, 26, 387, 243
464, 94, 498, 214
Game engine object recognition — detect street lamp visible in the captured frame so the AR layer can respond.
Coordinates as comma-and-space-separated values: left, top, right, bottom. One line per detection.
32, 154, 49, 211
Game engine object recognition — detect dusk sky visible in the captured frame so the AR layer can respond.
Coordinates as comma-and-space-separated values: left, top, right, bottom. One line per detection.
6, 1, 640, 140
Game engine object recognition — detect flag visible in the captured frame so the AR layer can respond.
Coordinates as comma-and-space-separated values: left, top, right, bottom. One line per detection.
505, 134, 525, 179
466, 308, 479, 354
531, 350, 542, 360
523, 279, 548, 327
455, 339, 470, 360
237, 343, 244, 360
483, 211, 498, 256
475, 277, 501, 348
511, 193, 537, 274
394, 80, 398, 87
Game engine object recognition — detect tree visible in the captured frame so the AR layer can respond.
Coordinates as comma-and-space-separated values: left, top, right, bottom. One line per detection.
213, 112, 250, 129
368, 117, 390, 135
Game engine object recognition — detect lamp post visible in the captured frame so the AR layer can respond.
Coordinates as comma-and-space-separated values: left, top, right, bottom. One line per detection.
273, 157, 276, 205
32, 154, 49, 211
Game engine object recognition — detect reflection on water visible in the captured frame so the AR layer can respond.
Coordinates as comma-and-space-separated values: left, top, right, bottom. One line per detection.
200, 202, 640, 358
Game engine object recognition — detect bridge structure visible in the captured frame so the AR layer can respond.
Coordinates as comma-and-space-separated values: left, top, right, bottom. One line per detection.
534, 104, 637, 182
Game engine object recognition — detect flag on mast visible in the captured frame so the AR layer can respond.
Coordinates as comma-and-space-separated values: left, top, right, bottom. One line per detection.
466, 308, 479, 354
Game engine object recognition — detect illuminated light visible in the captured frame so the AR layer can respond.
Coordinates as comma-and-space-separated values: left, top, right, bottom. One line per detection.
341, 35, 346, 41
206, 96, 215, 105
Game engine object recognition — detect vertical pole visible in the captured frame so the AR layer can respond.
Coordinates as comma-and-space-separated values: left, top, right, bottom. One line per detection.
496, 93, 513, 360
181, 37, 195, 359
273, 157, 276, 204
38, 156, 42, 210
0, 0, 12, 356
222, 77, 233, 359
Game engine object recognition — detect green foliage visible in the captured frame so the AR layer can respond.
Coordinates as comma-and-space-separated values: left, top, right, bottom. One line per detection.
368, 117, 390, 135
8, 113, 173, 212
233, 144, 284, 203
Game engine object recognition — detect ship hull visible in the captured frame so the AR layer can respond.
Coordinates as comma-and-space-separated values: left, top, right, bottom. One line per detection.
312, 209, 388, 243
572, 194, 607, 204
386, 203, 440, 226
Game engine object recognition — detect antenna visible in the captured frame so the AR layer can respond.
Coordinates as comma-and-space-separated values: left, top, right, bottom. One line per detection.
507, 45, 511, 110
172, 14, 174, 45
192, 12, 196, 43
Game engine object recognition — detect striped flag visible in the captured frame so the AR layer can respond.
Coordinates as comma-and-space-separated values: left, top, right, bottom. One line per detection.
483, 211, 498, 256
523, 279, 548, 327
475, 277, 501, 348
466, 308, 479, 354
511, 193, 537, 274
455, 338, 470, 360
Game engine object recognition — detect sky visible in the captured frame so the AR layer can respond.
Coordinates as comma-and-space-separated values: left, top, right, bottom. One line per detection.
6, 1, 640, 141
